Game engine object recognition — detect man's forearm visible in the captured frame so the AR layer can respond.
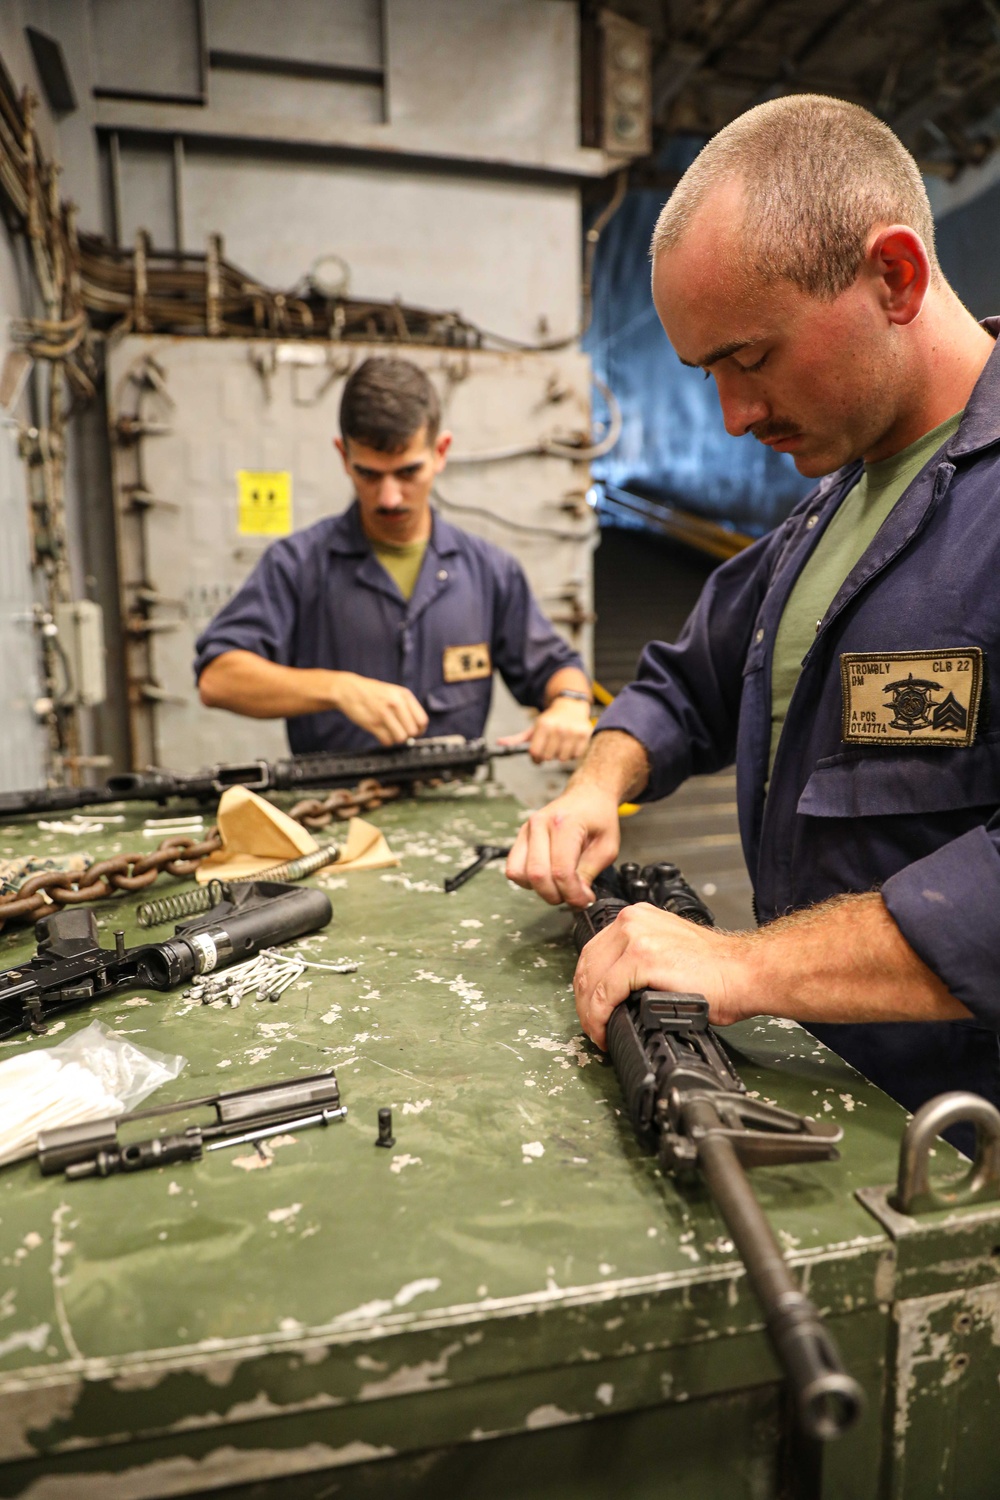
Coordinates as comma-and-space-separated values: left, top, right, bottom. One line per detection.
569, 728, 651, 803
574, 887, 972, 1051
740, 893, 971, 1025
199, 650, 339, 719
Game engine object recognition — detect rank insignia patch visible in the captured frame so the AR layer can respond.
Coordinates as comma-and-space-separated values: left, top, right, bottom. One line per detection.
443, 643, 491, 683
840, 649, 983, 747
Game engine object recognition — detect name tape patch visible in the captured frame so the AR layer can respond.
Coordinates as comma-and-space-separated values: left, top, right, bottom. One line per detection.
840, 648, 983, 747
443, 643, 491, 683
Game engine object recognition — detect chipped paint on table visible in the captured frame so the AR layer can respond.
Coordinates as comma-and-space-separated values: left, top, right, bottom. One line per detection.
0, 787, 966, 1498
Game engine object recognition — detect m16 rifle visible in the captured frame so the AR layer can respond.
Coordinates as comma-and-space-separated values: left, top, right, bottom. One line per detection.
0, 879, 332, 1040
574, 862, 864, 1442
0, 737, 527, 819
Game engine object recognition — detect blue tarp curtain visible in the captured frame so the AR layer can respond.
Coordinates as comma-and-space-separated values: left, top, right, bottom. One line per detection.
584, 139, 813, 538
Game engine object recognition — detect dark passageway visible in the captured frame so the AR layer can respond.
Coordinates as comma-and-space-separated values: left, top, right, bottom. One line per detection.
594, 526, 755, 930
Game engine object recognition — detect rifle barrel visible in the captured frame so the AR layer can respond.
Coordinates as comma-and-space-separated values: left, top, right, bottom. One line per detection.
690, 1104, 864, 1440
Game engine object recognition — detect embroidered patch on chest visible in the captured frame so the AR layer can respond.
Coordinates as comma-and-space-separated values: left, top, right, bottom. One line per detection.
443, 643, 491, 682
840, 649, 983, 746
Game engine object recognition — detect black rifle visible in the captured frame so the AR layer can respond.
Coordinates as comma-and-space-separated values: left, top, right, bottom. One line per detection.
0, 879, 332, 1040
0, 736, 527, 819
35, 1068, 346, 1180
573, 863, 864, 1442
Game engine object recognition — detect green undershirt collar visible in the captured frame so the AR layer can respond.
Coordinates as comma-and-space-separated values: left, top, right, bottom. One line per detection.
767, 409, 965, 783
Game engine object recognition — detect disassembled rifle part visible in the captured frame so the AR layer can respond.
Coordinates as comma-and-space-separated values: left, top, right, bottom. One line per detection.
375, 1106, 396, 1148
443, 843, 513, 893
0, 880, 333, 1039
36, 1068, 346, 1180
574, 861, 865, 1443
137, 840, 341, 928
183, 945, 358, 1008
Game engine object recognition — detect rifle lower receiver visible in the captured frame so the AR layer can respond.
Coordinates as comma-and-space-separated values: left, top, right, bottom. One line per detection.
0, 879, 332, 1040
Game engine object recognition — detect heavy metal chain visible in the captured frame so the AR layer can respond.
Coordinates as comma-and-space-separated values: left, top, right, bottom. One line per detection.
0, 832, 223, 929
289, 777, 401, 830
0, 778, 402, 930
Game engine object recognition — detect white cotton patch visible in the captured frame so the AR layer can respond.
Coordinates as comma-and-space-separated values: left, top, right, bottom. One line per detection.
522, 1141, 545, 1161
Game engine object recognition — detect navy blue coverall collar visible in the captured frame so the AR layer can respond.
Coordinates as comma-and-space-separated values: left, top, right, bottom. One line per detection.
326, 501, 463, 623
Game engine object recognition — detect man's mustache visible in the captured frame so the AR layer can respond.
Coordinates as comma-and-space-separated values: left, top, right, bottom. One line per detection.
750, 419, 800, 443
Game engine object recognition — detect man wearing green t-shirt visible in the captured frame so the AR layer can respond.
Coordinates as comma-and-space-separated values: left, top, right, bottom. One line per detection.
768, 410, 964, 782
197, 357, 594, 763
509, 93, 1000, 1128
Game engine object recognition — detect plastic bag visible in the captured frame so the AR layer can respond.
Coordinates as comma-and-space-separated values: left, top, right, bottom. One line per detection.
0, 1021, 185, 1167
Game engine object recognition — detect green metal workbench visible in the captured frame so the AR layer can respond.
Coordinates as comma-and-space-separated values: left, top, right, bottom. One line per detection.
0, 788, 997, 1499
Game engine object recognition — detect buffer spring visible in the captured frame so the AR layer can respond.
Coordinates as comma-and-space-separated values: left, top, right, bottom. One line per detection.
136, 843, 341, 928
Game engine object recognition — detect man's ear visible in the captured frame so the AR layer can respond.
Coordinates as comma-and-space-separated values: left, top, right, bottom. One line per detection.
867, 225, 930, 327
434, 430, 453, 469
334, 437, 350, 471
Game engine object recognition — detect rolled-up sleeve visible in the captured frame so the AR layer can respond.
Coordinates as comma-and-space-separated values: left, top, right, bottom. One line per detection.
596, 530, 776, 802
193, 541, 301, 682
489, 555, 584, 708
883, 822, 1000, 1027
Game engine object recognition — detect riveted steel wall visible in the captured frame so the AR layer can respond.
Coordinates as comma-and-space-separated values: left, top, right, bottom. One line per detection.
105, 335, 595, 774
0, 417, 45, 791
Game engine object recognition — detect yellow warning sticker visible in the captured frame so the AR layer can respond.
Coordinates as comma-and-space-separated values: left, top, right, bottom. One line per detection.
840, 648, 983, 746
237, 470, 292, 536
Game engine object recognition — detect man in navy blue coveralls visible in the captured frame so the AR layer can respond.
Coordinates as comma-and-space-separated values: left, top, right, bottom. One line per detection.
195, 357, 593, 764
508, 94, 1000, 1127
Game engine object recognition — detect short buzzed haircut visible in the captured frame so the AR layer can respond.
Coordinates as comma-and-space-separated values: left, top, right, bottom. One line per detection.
651, 95, 941, 300
340, 357, 441, 452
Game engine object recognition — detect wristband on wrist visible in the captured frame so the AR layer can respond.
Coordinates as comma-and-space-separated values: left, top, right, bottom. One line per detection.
551, 689, 593, 705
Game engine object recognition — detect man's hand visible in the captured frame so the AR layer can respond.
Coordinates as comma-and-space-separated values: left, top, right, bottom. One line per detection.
573, 903, 753, 1049
505, 730, 650, 907
332, 673, 429, 745
498, 697, 593, 764
505, 781, 621, 907
572, 891, 972, 1051
199, 651, 428, 743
